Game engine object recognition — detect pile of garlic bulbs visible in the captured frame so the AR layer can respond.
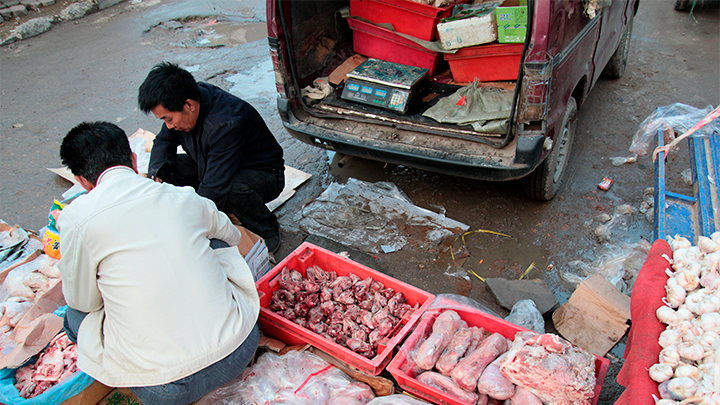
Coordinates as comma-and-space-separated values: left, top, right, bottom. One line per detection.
650, 232, 720, 405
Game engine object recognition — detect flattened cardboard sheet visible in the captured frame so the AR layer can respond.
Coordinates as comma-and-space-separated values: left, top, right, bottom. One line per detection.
552, 274, 631, 356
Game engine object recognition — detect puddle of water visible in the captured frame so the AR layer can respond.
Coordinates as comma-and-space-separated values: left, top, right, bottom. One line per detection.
197, 22, 267, 47
226, 59, 275, 100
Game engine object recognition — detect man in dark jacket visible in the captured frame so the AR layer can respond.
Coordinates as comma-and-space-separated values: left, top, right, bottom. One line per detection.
138, 62, 285, 253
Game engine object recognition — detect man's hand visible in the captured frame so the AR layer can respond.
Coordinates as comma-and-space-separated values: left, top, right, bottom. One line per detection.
153, 176, 163, 183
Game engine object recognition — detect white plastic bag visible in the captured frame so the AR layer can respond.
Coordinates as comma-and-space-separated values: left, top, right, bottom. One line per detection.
195, 350, 375, 405
504, 299, 544, 334
630, 103, 717, 156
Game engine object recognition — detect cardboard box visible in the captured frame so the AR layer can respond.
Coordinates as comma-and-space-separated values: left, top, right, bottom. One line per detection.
495, 6, 527, 43
60, 380, 114, 405
235, 225, 271, 280
96, 387, 142, 405
437, 13, 497, 50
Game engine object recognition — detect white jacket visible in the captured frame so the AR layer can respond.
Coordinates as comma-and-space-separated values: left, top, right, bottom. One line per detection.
58, 166, 259, 387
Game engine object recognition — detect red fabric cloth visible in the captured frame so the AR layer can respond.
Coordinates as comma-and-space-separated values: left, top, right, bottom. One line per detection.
614, 239, 672, 405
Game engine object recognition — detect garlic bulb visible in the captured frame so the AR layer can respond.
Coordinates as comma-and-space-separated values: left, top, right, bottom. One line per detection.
669, 235, 693, 250
676, 320, 694, 334
660, 345, 681, 368
657, 305, 679, 326
674, 364, 701, 380
657, 380, 672, 400
678, 341, 706, 362
700, 265, 720, 290
675, 270, 701, 291
667, 377, 698, 400
660, 328, 683, 348
667, 376, 698, 400
712, 232, 720, 245
695, 295, 720, 315
676, 305, 695, 322
667, 283, 688, 308
699, 392, 720, 405
696, 313, 720, 334
651, 363, 675, 383
686, 290, 710, 314
686, 261, 704, 277
683, 326, 705, 343
698, 236, 720, 254
703, 251, 720, 270
699, 331, 720, 352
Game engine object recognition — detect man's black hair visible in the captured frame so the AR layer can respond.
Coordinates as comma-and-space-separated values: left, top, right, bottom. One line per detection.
137, 61, 201, 113
60, 121, 133, 185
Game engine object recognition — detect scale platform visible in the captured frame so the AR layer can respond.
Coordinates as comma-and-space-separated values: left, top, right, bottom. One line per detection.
341, 59, 428, 114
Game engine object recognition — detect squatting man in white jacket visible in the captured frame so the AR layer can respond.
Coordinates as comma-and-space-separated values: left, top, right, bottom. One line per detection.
57, 121, 261, 405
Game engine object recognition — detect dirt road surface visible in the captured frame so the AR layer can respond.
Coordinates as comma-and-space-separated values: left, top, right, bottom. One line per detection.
1, 0, 718, 403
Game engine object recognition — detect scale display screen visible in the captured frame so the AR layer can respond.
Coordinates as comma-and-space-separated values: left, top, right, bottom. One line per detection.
341, 79, 411, 113
340, 59, 428, 114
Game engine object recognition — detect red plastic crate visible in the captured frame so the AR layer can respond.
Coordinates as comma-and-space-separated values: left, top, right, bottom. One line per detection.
348, 17, 440, 75
255, 242, 435, 376
443, 43, 524, 82
387, 307, 609, 405
349, 0, 464, 41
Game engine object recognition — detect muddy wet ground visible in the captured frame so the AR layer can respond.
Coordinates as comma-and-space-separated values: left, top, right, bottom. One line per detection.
1, 0, 718, 403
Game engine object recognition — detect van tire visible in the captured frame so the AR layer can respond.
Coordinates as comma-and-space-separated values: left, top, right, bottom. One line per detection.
523, 97, 577, 201
674, 0, 689, 10
602, 16, 633, 78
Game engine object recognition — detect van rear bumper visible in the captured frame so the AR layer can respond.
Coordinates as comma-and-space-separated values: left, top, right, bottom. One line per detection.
278, 98, 546, 181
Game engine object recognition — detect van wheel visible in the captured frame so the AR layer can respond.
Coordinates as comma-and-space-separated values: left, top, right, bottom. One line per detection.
674, 0, 689, 10
602, 16, 633, 79
523, 97, 576, 201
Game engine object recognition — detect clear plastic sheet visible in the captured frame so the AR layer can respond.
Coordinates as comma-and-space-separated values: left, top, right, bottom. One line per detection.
195, 350, 375, 405
427, 294, 499, 317
0, 255, 58, 304
504, 300, 544, 334
562, 239, 652, 295
294, 178, 469, 254
365, 394, 431, 404
630, 103, 717, 156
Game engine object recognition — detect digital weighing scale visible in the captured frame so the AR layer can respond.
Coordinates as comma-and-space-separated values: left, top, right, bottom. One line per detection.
341, 59, 428, 114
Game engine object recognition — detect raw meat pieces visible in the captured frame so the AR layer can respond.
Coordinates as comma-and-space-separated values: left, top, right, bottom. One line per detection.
14, 331, 79, 399
477, 353, 515, 400
0, 255, 61, 344
499, 333, 596, 405
508, 386, 544, 405
417, 371, 479, 404
451, 332, 508, 391
415, 310, 462, 370
269, 265, 418, 358
435, 326, 473, 375
405, 310, 598, 405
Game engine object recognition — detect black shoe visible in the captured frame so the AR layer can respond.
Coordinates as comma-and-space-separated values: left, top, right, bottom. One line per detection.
265, 233, 281, 254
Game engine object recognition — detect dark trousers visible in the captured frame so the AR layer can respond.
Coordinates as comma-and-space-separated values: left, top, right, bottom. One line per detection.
165, 154, 284, 239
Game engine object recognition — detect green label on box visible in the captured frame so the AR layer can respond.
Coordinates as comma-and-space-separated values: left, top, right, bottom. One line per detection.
495, 6, 527, 43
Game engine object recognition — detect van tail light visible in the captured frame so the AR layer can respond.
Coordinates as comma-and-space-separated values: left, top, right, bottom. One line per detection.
518, 61, 552, 122
268, 38, 287, 99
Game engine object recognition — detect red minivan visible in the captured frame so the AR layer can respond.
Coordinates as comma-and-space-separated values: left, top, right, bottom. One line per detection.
267, 0, 639, 200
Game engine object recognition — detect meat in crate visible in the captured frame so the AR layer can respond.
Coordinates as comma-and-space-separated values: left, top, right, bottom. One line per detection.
255, 242, 435, 376
387, 307, 610, 405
